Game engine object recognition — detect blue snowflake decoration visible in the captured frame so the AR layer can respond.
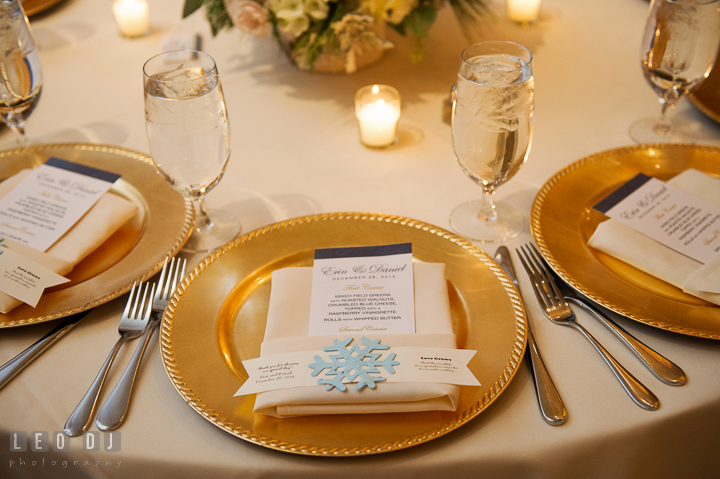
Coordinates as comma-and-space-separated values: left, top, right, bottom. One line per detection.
0, 238, 5, 255
309, 337, 399, 392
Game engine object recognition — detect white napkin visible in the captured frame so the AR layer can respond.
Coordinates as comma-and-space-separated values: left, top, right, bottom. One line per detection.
588, 169, 720, 305
0, 169, 139, 313
253, 262, 461, 418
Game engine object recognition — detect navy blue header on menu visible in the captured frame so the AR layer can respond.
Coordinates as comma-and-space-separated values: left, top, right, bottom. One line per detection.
314, 242, 412, 260
45, 157, 121, 184
593, 173, 652, 214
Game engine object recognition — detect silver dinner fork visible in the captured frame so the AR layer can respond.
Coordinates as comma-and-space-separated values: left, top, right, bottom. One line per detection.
516, 244, 660, 411
64, 281, 155, 437
96, 256, 187, 431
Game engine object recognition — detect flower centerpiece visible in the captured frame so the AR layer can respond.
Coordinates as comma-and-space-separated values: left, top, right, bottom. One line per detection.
182, 0, 489, 73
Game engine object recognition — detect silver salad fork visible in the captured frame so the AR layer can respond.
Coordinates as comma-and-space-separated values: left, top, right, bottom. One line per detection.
64, 281, 155, 437
516, 244, 659, 411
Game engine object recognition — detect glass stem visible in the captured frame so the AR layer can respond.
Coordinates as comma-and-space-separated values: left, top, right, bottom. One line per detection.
4, 111, 27, 145
11, 126, 27, 146
477, 186, 498, 222
654, 85, 681, 137
192, 198, 214, 234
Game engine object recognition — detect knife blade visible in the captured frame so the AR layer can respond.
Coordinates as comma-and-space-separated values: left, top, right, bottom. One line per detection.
0, 310, 91, 390
494, 246, 566, 426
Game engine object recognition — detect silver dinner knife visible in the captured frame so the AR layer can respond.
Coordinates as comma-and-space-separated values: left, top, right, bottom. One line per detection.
0, 311, 90, 390
494, 246, 566, 426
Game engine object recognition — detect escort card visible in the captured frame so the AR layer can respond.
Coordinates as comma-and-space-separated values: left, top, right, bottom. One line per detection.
0, 247, 69, 307
594, 172, 720, 264
0, 157, 120, 252
307, 243, 415, 336
234, 346, 479, 396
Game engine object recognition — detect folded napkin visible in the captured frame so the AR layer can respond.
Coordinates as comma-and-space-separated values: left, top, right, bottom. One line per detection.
0, 169, 139, 313
588, 169, 720, 305
253, 262, 461, 418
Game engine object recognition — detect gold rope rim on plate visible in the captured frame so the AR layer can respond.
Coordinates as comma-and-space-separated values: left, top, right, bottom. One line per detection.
0, 142, 194, 327
160, 212, 527, 456
531, 143, 720, 340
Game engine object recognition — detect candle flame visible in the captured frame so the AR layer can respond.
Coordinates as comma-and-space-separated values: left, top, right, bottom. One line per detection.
372, 85, 379, 94
376, 99, 386, 111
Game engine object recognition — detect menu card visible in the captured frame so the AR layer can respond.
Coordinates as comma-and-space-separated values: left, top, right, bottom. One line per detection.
0, 157, 120, 252
307, 243, 416, 336
593, 172, 720, 264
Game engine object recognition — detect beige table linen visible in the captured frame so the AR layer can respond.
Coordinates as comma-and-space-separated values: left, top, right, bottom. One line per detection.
2, 0, 720, 477
254, 262, 460, 417
588, 169, 720, 305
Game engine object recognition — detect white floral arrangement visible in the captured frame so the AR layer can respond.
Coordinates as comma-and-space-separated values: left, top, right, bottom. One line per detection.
183, 0, 488, 73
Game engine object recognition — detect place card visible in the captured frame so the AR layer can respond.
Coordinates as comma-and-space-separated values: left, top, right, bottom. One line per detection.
0, 245, 69, 307
0, 158, 120, 252
307, 243, 415, 336
593, 171, 720, 264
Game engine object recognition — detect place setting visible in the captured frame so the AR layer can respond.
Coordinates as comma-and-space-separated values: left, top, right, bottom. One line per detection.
2, 0, 720, 474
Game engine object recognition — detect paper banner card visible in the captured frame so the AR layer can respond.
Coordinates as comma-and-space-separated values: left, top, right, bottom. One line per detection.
0, 245, 69, 307
308, 243, 415, 336
594, 172, 720, 264
234, 340, 479, 397
0, 157, 120, 252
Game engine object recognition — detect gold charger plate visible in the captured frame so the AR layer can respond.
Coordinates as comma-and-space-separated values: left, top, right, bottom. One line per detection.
531, 144, 720, 340
0, 143, 193, 328
23, 0, 66, 16
161, 213, 527, 456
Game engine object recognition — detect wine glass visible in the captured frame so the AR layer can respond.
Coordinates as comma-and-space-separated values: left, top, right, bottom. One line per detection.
143, 50, 240, 253
450, 41, 534, 243
0, 0, 42, 145
629, 0, 720, 143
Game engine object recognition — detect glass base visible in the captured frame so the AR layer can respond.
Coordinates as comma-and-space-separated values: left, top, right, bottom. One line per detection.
450, 199, 524, 243
629, 116, 697, 144
183, 208, 241, 253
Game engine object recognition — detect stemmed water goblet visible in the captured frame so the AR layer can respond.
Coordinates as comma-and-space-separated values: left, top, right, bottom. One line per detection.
450, 41, 534, 243
143, 50, 240, 253
0, 0, 42, 145
629, 0, 720, 143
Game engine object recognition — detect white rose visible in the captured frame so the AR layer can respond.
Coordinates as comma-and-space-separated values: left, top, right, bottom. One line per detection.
276, 9, 310, 36
303, 0, 329, 21
224, 0, 271, 37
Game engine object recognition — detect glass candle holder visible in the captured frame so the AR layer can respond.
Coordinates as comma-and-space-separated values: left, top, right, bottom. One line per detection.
112, 0, 150, 38
355, 85, 401, 148
507, 0, 541, 25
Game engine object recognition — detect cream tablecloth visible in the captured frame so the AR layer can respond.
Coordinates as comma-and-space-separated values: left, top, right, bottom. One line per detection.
1, 0, 719, 477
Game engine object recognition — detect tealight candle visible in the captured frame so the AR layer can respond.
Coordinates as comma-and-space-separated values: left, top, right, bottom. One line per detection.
355, 85, 401, 148
112, 0, 150, 38
507, 0, 541, 24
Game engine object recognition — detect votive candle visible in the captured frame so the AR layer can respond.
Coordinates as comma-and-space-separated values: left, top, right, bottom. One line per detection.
113, 0, 150, 38
507, 0, 541, 24
355, 85, 401, 148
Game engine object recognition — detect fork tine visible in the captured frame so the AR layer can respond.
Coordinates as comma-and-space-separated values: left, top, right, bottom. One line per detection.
524, 245, 554, 303
129, 282, 152, 320
154, 257, 170, 303
528, 244, 565, 307
170, 258, 186, 296
517, 246, 551, 310
129, 282, 145, 319
123, 281, 138, 319
142, 283, 156, 321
